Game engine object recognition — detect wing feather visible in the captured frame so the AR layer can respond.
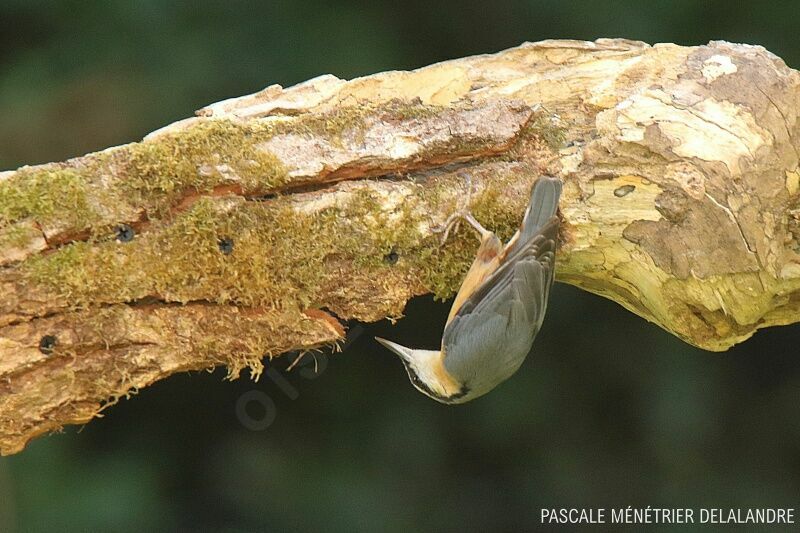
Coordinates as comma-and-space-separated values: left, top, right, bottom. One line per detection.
442, 217, 558, 384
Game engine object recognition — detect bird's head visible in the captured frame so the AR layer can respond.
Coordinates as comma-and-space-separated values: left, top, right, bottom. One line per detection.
375, 337, 469, 404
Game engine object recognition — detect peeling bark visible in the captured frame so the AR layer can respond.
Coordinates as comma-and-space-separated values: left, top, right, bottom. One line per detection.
2, 38, 800, 455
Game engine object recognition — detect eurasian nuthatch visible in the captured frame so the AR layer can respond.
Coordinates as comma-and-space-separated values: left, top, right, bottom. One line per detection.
376, 175, 562, 403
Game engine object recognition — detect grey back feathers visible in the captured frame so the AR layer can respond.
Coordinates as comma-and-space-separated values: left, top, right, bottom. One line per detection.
440, 177, 561, 402
512, 176, 562, 257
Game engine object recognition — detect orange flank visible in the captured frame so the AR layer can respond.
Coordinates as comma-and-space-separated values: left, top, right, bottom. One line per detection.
445, 231, 504, 325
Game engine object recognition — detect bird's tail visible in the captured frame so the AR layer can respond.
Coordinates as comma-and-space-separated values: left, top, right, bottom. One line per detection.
518, 176, 562, 244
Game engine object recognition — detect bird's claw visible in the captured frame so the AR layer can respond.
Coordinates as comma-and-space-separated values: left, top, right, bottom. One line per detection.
432, 212, 465, 245
431, 171, 491, 245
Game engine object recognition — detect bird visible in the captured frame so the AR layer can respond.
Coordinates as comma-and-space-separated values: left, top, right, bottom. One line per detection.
376, 175, 562, 404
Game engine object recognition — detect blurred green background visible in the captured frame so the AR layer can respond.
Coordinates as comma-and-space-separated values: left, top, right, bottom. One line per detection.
2, 1, 800, 531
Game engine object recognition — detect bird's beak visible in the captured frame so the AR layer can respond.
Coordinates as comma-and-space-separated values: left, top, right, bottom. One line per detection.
375, 337, 414, 362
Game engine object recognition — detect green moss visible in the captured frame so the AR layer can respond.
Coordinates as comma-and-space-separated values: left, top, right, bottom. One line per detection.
340, 189, 416, 266
282, 106, 370, 147
21, 194, 364, 309
471, 180, 526, 243
1, 99, 496, 242
0, 168, 98, 230
379, 98, 444, 121
21, 180, 465, 309
57, 304, 335, 385
520, 111, 567, 151
275, 98, 448, 149
104, 119, 290, 217
417, 136, 502, 163
0, 120, 291, 236
0, 223, 40, 251
21, 159, 533, 321
335, 182, 493, 301
414, 237, 475, 299
102, 102, 448, 217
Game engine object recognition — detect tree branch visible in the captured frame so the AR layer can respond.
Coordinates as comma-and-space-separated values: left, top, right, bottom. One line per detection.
2, 38, 799, 455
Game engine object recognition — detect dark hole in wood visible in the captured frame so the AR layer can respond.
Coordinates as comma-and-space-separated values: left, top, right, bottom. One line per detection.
218, 237, 235, 255
39, 335, 57, 355
115, 224, 135, 242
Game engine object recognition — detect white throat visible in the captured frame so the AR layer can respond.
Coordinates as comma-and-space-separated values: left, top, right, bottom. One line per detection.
375, 338, 465, 402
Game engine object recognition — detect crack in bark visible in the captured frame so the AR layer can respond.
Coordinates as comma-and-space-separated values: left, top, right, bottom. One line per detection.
682, 100, 757, 160
703, 191, 760, 263
756, 85, 800, 164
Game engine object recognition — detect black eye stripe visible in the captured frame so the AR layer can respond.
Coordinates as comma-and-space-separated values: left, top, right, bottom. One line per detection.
400, 359, 437, 396
399, 358, 469, 403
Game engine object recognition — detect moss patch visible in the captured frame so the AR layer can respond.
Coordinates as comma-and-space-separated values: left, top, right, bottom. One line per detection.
21, 169, 532, 313
0, 223, 42, 251
280, 105, 371, 147
1, 98, 523, 243
101, 119, 290, 217
471, 175, 529, 242
518, 110, 567, 151
21, 193, 397, 310
0, 168, 99, 230
276, 98, 455, 149
88, 101, 455, 217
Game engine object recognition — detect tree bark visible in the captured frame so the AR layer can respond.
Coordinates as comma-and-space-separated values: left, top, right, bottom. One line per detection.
2, 38, 799, 455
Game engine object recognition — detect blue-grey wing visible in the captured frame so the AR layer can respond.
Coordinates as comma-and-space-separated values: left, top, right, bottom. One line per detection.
509, 176, 562, 257
442, 219, 558, 387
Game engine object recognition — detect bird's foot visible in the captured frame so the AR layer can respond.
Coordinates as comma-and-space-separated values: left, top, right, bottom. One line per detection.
432, 172, 492, 245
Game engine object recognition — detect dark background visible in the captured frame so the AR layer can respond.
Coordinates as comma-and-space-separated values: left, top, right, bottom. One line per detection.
1, 1, 800, 531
